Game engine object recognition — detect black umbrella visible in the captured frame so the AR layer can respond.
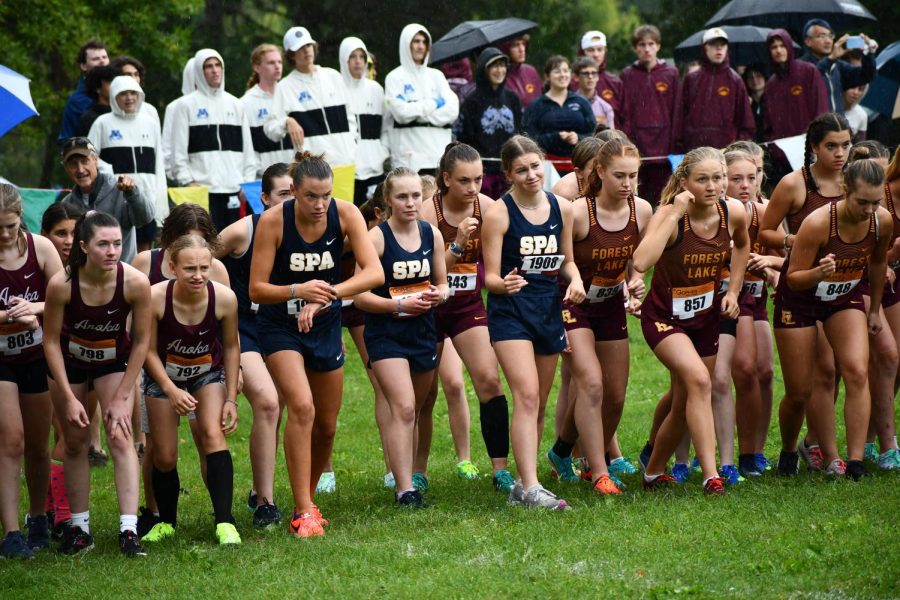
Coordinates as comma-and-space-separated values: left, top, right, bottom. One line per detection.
674, 25, 801, 68
429, 18, 537, 65
705, 0, 876, 36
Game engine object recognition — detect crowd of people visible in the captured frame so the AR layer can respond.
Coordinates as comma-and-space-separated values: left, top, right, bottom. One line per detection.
1, 19, 897, 559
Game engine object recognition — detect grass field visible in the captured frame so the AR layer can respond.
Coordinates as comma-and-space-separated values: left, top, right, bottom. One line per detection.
4, 316, 899, 599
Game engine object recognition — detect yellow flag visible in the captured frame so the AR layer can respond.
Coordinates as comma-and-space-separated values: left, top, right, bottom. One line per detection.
332, 164, 355, 203
168, 186, 210, 212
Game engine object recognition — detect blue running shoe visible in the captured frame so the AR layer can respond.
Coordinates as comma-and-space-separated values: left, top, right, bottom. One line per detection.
720, 464, 745, 485
609, 456, 639, 476
492, 469, 515, 493
672, 463, 691, 483
754, 453, 771, 472
608, 471, 626, 490
864, 442, 879, 464
546, 448, 579, 482
412, 472, 429, 492
690, 457, 701, 473
1, 531, 34, 559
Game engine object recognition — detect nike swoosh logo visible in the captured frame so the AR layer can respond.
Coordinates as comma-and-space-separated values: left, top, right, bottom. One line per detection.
23, 273, 35, 279
474, 316, 485, 320
199, 329, 209, 335
432, 354, 437, 361
336, 352, 343, 360
623, 236, 631, 241
550, 224, 559, 230
107, 309, 119, 315
326, 238, 337, 246
423, 249, 432, 255
559, 334, 565, 340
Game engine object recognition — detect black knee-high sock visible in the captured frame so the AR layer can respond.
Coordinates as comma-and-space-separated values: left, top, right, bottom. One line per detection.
479, 396, 510, 459
552, 437, 575, 458
206, 450, 234, 525
152, 466, 180, 527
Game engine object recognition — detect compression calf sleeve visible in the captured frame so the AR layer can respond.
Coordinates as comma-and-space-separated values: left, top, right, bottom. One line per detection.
206, 450, 235, 525
151, 465, 180, 527
479, 395, 510, 459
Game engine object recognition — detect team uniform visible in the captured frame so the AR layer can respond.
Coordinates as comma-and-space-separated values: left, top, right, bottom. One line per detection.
641, 200, 731, 357
433, 193, 488, 339
221, 214, 263, 354
774, 203, 877, 329
564, 195, 638, 342
739, 200, 771, 321
0, 232, 48, 393
858, 182, 900, 307
785, 167, 842, 235
487, 193, 566, 355
257, 199, 344, 372
364, 220, 437, 372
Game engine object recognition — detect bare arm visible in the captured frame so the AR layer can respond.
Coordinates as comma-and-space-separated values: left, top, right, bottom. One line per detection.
558, 199, 584, 303
633, 197, 686, 273
43, 273, 88, 427
785, 212, 831, 291
216, 284, 240, 434
481, 199, 525, 295
760, 172, 803, 250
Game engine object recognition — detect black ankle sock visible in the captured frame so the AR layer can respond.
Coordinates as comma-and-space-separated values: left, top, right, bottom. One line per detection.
151, 465, 180, 527
552, 437, 575, 458
641, 442, 654, 457
604, 452, 611, 466
479, 396, 509, 459
738, 454, 757, 472
206, 450, 235, 525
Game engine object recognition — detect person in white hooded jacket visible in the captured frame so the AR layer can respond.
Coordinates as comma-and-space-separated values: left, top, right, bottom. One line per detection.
385, 24, 459, 174
162, 58, 195, 182
169, 49, 256, 231
241, 44, 294, 178
88, 76, 166, 234
339, 36, 391, 206
264, 27, 357, 199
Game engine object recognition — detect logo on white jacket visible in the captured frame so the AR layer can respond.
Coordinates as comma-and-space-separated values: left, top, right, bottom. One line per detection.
109, 130, 123, 141
197, 108, 209, 119
403, 84, 415, 96
481, 107, 515, 135
298, 91, 312, 102
257, 108, 268, 119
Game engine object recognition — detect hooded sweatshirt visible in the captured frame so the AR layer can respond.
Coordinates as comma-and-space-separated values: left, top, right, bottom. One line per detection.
618, 59, 682, 158
88, 76, 166, 225
241, 84, 294, 177
339, 37, 391, 181
263, 55, 356, 169
162, 58, 195, 180
169, 49, 257, 192
497, 38, 543, 110
762, 30, 829, 141
385, 24, 459, 172
677, 48, 755, 151
458, 48, 522, 173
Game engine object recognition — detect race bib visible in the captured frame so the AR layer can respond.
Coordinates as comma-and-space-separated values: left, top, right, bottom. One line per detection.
672, 281, 715, 320
447, 263, 478, 296
165, 353, 212, 382
390, 281, 431, 318
815, 271, 861, 302
286, 298, 306, 315
520, 254, 564, 275
743, 273, 764, 298
718, 266, 731, 295
587, 273, 624, 303
0, 323, 43, 356
68, 334, 114, 364
250, 301, 259, 313
341, 299, 353, 307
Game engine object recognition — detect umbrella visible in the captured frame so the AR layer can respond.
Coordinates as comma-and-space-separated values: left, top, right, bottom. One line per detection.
861, 41, 900, 119
674, 25, 800, 68
705, 0, 876, 36
429, 18, 537, 65
0, 65, 38, 137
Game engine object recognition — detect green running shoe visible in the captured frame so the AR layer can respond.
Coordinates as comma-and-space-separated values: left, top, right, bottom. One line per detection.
864, 442, 879, 464
215, 523, 241, 545
141, 522, 175, 543
456, 460, 480, 480
493, 469, 515, 493
546, 448, 579, 482
877, 448, 900, 470
412, 471, 429, 492
608, 457, 638, 476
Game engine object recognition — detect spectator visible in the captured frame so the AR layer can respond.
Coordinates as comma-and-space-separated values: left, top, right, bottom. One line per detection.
161, 58, 195, 182
742, 65, 767, 141
385, 23, 459, 175
87, 76, 165, 251
59, 137, 154, 263
75, 65, 117, 138
572, 57, 615, 128
440, 58, 475, 103
457, 47, 522, 199
843, 84, 868, 142
573, 30, 624, 113
523, 55, 595, 175
677, 27, 754, 152
241, 43, 294, 178
110, 56, 160, 124
169, 48, 256, 231
799, 19, 877, 114
498, 35, 542, 110
618, 24, 681, 206
59, 40, 109, 143
340, 36, 391, 205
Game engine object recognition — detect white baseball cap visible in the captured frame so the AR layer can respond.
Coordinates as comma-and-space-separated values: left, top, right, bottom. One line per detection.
284, 26, 317, 52
581, 31, 607, 50
702, 27, 729, 44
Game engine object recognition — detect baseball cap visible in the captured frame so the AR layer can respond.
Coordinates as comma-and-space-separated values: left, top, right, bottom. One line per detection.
803, 18, 833, 37
702, 27, 729, 44
581, 31, 607, 50
284, 26, 317, 52
60, 137, 97, 163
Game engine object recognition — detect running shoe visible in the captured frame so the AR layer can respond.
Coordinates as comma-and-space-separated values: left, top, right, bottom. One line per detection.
638, 443, 653, 472
310, 504, 329, 526
608, 472, 626, 489
316, 471, 336, 494
57, 526, 94, 555
738, 455, 763, 478
396, 490, 427, 509
754, 452, 771, 472
592, 474, 622, 495
642, 473, 677, 491
290, 511, 325, 537
507, 480, 525, 505
136, 506, 159, 539
383, 472, 396, 489
25, 514, 50, 551
703, 476, 726, 496
456, 460, 480, 480
215, 523, 242, 545
521, 485, 569, 510
0, 531, 34, 559
493, 469, 515, 494
864, 442, 879, 464
52, 520, 68, 542
777, 450, 800, 477
824, 458, 847, 477
877, 448, 900, 470
690, 457, 701, 473
671, 463, 691, 483
798, 440, 824, 471
246, 490, 258, 512
411, 472, 429, 492
546, 448, 579, 482
118, 530, 147, 557
88, 446, 109, 467
253, 500, 281, 529
608, 457, 639, 476
141, 522, 175, 543
719, 464, 745, 486
846, 460, 870, 481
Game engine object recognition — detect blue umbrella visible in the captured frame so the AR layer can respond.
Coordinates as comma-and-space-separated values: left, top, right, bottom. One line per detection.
861, 41, 900, 119
0, 65, 38, 137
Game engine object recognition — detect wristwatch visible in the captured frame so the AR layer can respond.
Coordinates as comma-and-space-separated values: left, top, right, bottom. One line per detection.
448, 242, 463, 258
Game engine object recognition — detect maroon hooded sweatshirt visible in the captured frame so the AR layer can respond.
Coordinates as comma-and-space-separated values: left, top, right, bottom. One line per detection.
762, 29, 829, 141
677, 49, 754, 152
619, 59, 681, 158
498, 39, 542, 110
569, 51, 624, 113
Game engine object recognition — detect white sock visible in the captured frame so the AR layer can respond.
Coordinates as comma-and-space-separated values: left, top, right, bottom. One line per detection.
120, 514, 137, 534
70, 511, 90, 534
395, 487, 415, 499
643, 473, 662, 482
703, 476, 717, 486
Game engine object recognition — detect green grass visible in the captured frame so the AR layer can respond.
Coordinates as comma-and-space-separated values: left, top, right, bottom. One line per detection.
4, 317, 899, 599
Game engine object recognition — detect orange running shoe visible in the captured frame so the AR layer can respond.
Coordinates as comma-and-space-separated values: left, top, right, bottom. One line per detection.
310, 503, 329, 527
289, 511, 324, 538
592, 474, 622, 495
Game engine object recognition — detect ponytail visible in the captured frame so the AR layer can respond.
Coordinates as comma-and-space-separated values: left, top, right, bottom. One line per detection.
290, 151, 333, 187
68, 210, 120, 278
246, 43, 281, 90
437, 141, 481, 194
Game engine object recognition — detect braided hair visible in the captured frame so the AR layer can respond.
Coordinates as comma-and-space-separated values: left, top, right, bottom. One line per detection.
802, 112, 850, 194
